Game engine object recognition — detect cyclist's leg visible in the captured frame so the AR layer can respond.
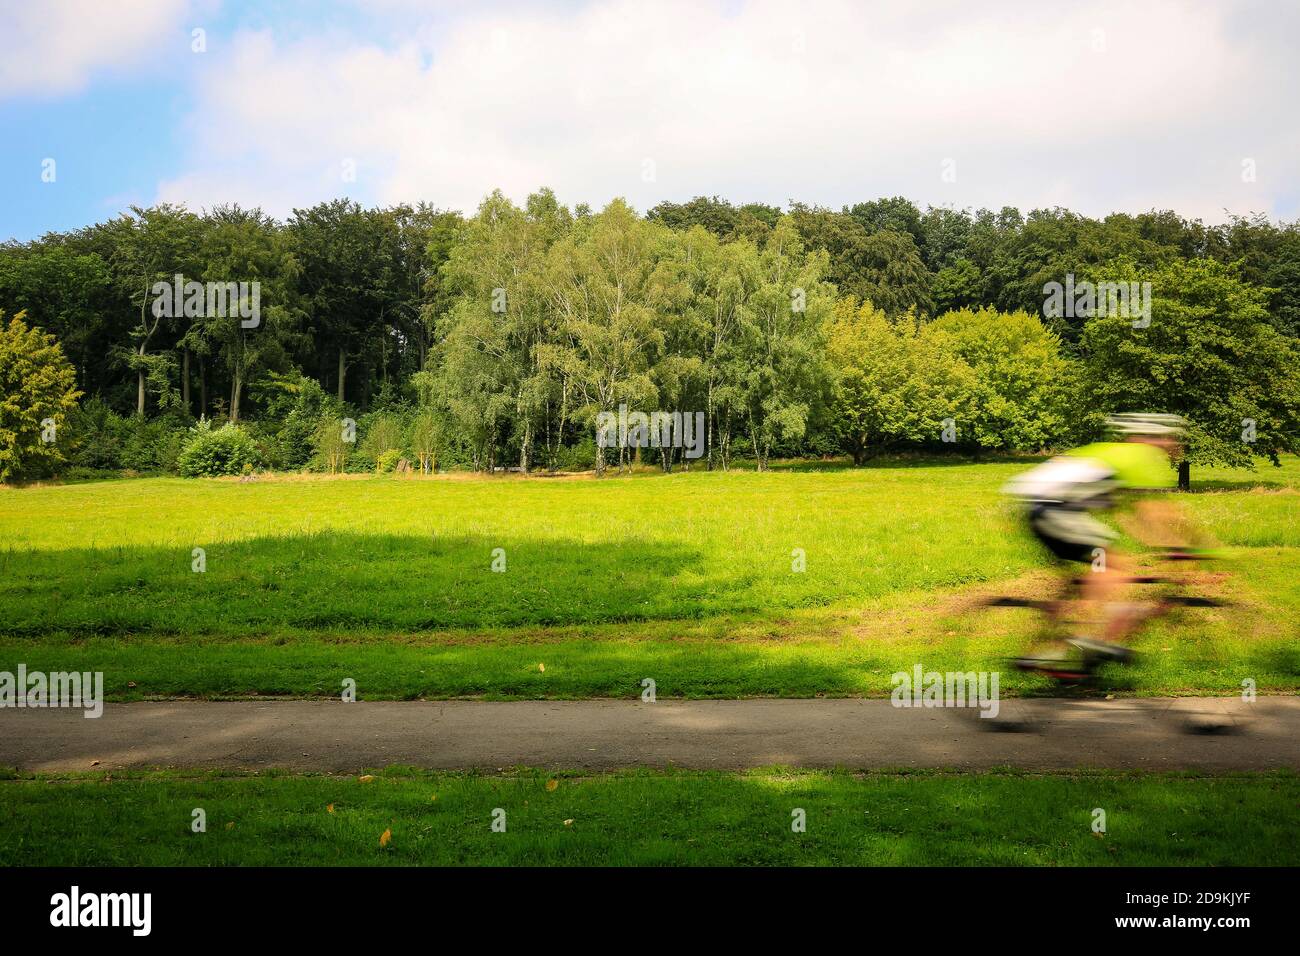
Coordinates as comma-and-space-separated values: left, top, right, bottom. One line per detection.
1019, 505, 1101, 668
1078, 547, 1152, 648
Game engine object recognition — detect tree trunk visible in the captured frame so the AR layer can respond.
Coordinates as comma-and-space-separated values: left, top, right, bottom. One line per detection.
706, 383, 715, 471
337, 348, 346, 403
182, 349, 191, 414
136, 368, 146, 416
199, 358, 208, 418
230, 373, 242, 423
1178, 459, 1190, 491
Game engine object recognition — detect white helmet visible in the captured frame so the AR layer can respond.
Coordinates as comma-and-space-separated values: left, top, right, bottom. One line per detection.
1105, 412, 1187, 438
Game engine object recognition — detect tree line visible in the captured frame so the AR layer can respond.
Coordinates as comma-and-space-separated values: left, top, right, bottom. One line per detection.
1, 190, 1298, 482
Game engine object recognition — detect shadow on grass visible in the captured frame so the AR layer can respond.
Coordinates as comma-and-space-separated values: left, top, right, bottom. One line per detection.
764, 453, 1047, 473
1183, 479, 1290, 493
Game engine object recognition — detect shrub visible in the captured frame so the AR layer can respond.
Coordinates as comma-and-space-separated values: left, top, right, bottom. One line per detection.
359, 413, 403, 469
120, 415, 187, 472
255, 373, 342, 468
311, 417, 353, 473
376, 448, 402, 473
176, 419, 262, 477
66, 397, 128, 470
65, 399, 191, 474
552, 436, 596, 471
408, 410, 445, 473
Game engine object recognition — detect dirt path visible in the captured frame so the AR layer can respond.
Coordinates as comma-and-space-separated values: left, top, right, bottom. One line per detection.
2, 696, 1294, 773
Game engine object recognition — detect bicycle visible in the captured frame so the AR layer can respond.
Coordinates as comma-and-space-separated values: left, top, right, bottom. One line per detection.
981, 548, 1229, 684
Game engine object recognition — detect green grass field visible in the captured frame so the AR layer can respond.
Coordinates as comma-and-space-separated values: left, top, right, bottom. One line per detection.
1, 457, 1297, 699
1, 766, 1294, 866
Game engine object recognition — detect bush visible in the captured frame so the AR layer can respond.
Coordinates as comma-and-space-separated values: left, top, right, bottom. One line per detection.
359, 413, 403, 469
120, 415, 187, 472
311, 417, 353, 473
176, 420, 262, 477
254, 373, 342, 469
66, 399, 191, 473
66, 398, 128, 470
376, 448, 402, 473
407, 409, 445, 473
552, 436, 597, 471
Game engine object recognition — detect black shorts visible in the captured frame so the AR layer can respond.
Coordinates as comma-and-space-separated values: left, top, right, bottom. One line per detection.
1028, 502, 1110, 564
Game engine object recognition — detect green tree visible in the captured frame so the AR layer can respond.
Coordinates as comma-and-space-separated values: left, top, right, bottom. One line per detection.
187, 205, 302, 422
923, 307, 1077, 451
647, 196, 740, 239
103, 205, 204, 415
788, 206, 933, 317
311, 417, 351, 474
845, 196, 924, 246
439, 189, 571, 472
541, 199, 674, 475
670, 226, 753, 469
931, 258, 982, 314
359, 413, 403, 470
289, 200, 402, 406
0, 241, 112, 396
733, 219, 834, 470
823, 299, 976, 463
408, 409, 446, 473
1082, 258, 1300, 489
0, 312, 82, 481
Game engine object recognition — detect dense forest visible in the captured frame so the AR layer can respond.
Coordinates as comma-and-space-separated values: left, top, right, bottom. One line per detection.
2, 191, 1298, 483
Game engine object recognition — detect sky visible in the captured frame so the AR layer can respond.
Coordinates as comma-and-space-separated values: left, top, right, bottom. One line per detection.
2, 0, 1297, 242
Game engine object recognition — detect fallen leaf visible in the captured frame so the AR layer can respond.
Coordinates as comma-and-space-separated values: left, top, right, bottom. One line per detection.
326, 804, 335, 814
538, 663, 546, 672
90, 760, 100, 767
430, 794, 437, 802
563, 819, 574, 826
358, 774, 375, 783
126, 681, 137, 688
225, 822, 235, 830
380, 828, 392, 847
546, 779, 559, 792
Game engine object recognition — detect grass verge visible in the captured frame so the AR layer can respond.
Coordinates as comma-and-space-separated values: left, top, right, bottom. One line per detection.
1, 766, 1294, 866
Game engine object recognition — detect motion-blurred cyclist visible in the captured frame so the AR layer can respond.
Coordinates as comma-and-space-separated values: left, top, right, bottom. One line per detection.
1002, 413, 1200, 675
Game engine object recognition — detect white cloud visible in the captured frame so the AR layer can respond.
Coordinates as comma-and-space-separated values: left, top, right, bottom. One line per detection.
157, 0, 1300, 223
0, 0, 193, 99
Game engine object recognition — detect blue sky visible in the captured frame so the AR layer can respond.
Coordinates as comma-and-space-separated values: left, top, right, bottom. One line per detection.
3, 0, 1297, 243
1, 1, 409, 240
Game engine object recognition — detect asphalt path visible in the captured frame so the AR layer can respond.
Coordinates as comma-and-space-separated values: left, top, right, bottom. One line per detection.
1, 696, 1293, 772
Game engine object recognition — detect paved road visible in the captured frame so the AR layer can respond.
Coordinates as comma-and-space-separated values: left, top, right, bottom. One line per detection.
1, 697, 1294, 772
